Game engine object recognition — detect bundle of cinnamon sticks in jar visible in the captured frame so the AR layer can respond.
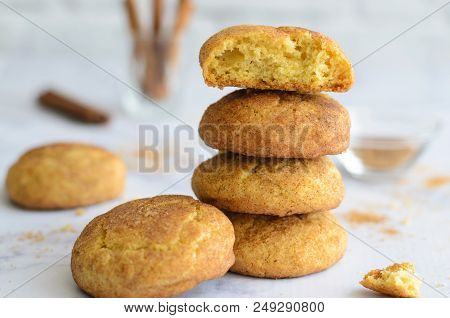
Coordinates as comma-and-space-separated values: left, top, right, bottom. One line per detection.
125, 0, 193, 99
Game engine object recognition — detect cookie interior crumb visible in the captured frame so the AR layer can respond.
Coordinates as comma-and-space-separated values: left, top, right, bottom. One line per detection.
380, 228, 399, 236
360, 263, 421, 298
75, 208, 86, 216
19, 231, 45, 242
343, 209, 386, 225
401, 216, 411, 225
59, 224, 77, 233
424, 176, 450, 189
204, 26, 352, 91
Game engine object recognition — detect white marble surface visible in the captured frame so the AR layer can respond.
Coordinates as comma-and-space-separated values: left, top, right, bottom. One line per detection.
1, 0, 450, 298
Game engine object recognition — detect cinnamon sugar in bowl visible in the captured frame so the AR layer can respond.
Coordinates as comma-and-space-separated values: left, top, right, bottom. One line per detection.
337, 108, 440, 180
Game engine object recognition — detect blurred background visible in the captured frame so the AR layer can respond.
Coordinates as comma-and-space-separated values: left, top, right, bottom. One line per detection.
1, 0, 449, 168
1, 0, 450, 297
1, 0, 449, 121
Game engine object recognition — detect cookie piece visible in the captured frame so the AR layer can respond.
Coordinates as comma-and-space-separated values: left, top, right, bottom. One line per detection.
192, 153, 344, 216
71, 195, 235, 297
199, 89, 350, 158
360, 263, 421, 298
200, 25, 354, 92
229, 211, 347, 278
6, 143, 126, 209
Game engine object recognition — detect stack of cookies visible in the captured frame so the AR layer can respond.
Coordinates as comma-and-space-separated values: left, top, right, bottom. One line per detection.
192, 25, 354, 278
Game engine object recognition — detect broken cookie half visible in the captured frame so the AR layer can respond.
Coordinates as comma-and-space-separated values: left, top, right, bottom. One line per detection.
199, 25, 354, 93
360, 263, 421, 298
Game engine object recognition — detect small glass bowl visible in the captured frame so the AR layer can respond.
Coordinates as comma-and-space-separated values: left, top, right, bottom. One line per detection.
336, 107, 441, 180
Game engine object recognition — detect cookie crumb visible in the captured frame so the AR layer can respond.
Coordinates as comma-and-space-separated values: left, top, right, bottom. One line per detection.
59, 224, 77, 233
435, 282, 446, 288
343, 209, 387, 225
381, 228, 399, 236
19, 231, 45, 242
75, 208, 86, 216
360, 262, 421, 298
425, 176, 450, 189
402, 216, 411, 225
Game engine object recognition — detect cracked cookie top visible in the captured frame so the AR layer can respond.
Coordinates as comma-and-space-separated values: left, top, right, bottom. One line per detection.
71, 195, 235, 297
6, 142, 126, 210
192, 153, 344, 216
199, 89, 350, 158
228, 211, 348, 278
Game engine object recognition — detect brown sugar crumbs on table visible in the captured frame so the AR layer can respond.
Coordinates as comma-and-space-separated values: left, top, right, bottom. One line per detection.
343, 209, 387, 225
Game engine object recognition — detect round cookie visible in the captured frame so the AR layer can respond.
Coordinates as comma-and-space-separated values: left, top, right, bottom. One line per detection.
71, 195, 235, 298
199, 89, 350, 158
199, 25, 354, 92
6, 143, 126, 209
229, 211, 348, 278
192, 152, 344, 216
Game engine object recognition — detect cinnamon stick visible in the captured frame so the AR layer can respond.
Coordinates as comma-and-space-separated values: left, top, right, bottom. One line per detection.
124, 0, 192, 99
125, 0, 146, 58
168, 0, 193, 63
38, 90, 109, 124
152, 0, 164, 38
143, 40, 167, 99
142, 0, 167, 99
124, 0, 140, 37
173, 0, 193, 34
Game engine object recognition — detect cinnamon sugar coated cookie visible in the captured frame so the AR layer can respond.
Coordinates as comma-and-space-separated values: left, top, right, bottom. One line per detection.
229, 211, 347, 278
192, 153, 344, 216
360, 263, 421, 298
6, 143, 126, 209
71, 195, 235, 297
200, 25, 354, 92
199, 89, 350, 158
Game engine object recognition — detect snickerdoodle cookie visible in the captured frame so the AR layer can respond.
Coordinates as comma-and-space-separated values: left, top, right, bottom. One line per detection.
6, 143, 126, 209
200, 25, 354, 92
360, 263, 421, 298
71, 195, 235, 298
199, 89, 350, 158
229, 211, 347, 278
191, 153, 344, 216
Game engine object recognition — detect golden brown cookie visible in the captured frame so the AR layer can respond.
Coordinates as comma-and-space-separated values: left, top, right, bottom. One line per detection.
192, 153, 344, 216
360, 263, 421, 298
71, 195, 235, 298
200, 25, 354, 92
229, 211, 347, 278
6, 143, 126, 209
199, 89, 350, 158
